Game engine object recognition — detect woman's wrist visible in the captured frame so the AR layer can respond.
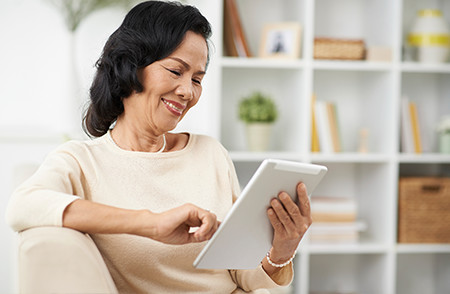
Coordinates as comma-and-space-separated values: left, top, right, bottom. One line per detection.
133, 209, 158, 238
266, 251, 296, 268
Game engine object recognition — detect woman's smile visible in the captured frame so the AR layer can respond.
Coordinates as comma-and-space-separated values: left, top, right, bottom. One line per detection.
162, 98, 186, 116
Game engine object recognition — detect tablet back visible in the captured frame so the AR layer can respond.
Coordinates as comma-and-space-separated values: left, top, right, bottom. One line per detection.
193, 159, 327, 269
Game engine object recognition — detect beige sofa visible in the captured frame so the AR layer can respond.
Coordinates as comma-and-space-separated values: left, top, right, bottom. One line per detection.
17, 227, 118, 294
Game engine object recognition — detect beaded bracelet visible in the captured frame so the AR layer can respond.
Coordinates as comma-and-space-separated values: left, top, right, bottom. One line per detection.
266, 251, 296, 268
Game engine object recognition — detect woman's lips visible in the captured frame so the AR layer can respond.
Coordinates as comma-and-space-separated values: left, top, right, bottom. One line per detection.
162, 98, 186, 116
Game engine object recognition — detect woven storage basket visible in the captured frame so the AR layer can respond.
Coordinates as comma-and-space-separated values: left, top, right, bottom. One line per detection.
314, 38, 365, 60
398, 177, 450, 243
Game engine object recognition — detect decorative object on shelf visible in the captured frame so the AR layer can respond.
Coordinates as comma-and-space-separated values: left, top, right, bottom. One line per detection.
223, 0, 252, 57
408, 9, 450, 63
238, 92, 278, 152
314, 37, 366, 60
258, 22, 302, 59
358, 128, 369, 153
437, 115, 450, 153
398, 177, 450, 243
366, 46, 392, 62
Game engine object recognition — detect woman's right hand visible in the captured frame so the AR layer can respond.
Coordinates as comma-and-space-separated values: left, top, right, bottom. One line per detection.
143, 203, 219, 244
63, 199, 219, 245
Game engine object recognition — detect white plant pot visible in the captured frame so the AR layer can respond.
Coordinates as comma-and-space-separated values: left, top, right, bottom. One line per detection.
439, 133, 450, 154
245, 123, 273, 152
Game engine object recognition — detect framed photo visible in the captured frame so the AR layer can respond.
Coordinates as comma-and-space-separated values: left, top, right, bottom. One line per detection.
259, 22, 302, 59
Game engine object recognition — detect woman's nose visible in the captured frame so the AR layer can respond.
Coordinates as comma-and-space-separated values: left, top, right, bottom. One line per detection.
175, 79, 194, 101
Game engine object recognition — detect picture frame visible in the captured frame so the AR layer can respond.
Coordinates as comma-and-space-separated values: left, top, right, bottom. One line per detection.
259, 22, 302, 59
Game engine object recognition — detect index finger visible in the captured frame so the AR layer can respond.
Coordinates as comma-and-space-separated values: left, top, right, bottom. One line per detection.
296, 182, 310, 216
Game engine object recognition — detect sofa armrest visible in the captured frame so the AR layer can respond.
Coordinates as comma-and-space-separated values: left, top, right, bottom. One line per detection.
18, 227, 118, 294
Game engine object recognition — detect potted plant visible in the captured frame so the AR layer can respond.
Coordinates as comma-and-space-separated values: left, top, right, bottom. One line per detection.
238, 91, 278, 151
437, 115, 450, 153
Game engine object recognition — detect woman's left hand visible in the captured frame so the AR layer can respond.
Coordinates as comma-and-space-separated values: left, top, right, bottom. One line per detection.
264, 182, 312, 271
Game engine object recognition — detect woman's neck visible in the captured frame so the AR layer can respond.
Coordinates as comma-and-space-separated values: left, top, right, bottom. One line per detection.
110, 118, 166, 153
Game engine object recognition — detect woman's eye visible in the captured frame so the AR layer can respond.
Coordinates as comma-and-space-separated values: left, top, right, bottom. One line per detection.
168, 69, 181, 76
192, 78, 201, 85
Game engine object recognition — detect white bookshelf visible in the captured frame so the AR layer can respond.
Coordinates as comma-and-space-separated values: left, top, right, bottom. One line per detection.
191, 0, 450, 293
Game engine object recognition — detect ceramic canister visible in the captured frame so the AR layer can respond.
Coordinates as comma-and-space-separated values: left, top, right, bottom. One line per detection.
408, 9, 450, 63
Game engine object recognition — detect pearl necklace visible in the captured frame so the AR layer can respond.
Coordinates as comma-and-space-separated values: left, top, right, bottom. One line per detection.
155, 134, 166, 153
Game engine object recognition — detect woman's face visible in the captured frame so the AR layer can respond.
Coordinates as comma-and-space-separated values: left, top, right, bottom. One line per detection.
126, 31, 208, 134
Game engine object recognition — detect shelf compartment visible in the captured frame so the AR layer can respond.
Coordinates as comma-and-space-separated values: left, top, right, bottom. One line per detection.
230, 0, 306, 58
396, 253, 450, 294
401, 0, 450, 63
314, 0, 397, 52
400, 72, 450, 153
313, 70, 396, 154
221, 67, 305, 153
311, 162, 395, 245
309, 253, 389, 294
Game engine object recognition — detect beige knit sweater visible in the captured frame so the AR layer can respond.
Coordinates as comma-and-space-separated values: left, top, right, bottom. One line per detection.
6, 131, 293, 293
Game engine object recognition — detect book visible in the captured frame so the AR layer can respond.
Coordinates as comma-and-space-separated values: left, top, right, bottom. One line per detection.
401, 97, 414, 153
327, 102, 342, 152
409, 101, 422, 153
223, 0, 251, 57
315, 101, 333, 153
310, 196, 363, 244
311, 196, 357, 223
309, 221, 367, 244
311, 94, 320, 152
313, 100, 342, 153
400, 96, 422, 153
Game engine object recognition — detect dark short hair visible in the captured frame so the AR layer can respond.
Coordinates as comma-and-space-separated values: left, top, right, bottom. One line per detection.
83, 0, 212, 137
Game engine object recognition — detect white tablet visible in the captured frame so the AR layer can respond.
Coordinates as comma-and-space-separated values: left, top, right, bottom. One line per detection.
193, 159, 327, 269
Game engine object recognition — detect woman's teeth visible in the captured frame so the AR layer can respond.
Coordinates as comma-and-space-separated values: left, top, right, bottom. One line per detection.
163, 99, 182, 112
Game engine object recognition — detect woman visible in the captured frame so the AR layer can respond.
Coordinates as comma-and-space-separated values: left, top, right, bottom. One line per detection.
6, 1, 312, 293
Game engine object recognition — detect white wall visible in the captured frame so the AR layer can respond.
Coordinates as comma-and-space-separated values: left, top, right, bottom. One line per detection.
0, 1, 128, 292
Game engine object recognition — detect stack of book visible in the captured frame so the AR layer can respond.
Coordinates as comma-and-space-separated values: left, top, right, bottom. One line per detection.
311, 95, 342, 153
309, 196, 366, 244
401, 96, 422, 153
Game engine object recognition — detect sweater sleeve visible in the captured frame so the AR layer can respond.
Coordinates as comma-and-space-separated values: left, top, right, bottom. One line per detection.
229, 264, 294, 291
5, 143, 86, 232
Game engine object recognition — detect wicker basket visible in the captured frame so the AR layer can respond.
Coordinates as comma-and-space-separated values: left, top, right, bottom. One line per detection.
398, 177, 450, 243
314, 38, 365, 60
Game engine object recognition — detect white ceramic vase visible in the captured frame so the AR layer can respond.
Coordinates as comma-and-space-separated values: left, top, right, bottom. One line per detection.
245, 123, 273, 152
408, 9, 450, 63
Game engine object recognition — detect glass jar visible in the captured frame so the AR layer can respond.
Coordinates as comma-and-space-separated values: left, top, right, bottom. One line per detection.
408, 9, 450, 63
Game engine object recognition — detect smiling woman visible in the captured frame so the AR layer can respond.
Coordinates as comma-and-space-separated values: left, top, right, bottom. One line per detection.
112, 31, 208, 147
6, 1, 311, 293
